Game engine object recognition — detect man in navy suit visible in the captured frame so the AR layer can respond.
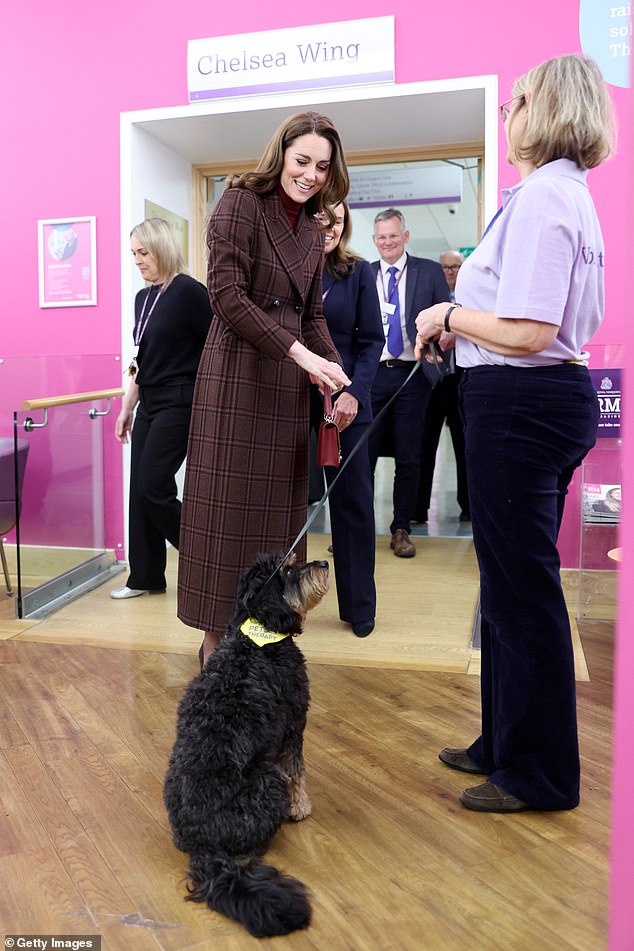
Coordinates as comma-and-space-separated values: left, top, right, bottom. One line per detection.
369, 208, 450, 557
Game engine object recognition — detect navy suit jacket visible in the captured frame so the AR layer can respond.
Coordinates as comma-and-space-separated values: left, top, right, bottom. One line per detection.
370, 253, 450, 350
323, 260, 384, 425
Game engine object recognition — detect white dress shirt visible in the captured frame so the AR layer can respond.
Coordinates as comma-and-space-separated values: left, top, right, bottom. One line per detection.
376, 252, 415, 361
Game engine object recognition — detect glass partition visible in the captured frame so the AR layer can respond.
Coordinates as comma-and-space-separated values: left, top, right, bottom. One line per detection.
0, 355, 125, 619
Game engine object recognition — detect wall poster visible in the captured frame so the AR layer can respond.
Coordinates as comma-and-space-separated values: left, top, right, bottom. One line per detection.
37, 216, 97, 307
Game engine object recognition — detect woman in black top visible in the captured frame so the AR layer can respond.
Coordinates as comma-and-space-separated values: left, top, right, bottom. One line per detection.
112, 217, 212, 599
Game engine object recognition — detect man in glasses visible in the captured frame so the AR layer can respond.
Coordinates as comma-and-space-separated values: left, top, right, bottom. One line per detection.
368, 208, 450, 558
413, 250, 470, 526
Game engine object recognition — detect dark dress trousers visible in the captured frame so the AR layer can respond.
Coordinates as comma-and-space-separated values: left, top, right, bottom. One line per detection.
368, 254, 450, 534
312, 261, 384, 625
463, 364, 599, 808
127, 274, 212, 590
414, 360, 469, 521
178, 187, 341, 635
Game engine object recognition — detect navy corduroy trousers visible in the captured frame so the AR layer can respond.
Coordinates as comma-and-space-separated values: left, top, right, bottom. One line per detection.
461, 364, 599, 809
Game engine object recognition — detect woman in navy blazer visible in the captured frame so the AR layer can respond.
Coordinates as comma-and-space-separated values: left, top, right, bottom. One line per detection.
313, 201, 384, 636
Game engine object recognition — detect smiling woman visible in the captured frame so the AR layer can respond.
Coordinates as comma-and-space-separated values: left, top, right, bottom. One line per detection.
177, 111, 351, 667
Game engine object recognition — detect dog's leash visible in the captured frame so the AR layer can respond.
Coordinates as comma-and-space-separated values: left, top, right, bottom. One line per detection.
264, 340, 449, 585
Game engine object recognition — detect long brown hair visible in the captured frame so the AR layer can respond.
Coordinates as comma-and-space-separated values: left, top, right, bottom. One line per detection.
324, 201, 363, 280
230, 112, 349, 226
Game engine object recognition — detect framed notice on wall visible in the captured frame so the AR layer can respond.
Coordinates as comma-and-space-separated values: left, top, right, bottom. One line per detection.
37, 216, 97, 307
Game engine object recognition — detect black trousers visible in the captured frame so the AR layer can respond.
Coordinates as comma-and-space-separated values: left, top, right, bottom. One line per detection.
369, 362, 432, 534
461, 365, 599, 809
127, 383, 194, 590
415, 368, 469, 518
310, 388, 376, 624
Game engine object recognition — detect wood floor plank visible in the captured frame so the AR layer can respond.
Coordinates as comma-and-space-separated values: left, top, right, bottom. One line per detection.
0, 849, 97, 934
3, 743, 135, 916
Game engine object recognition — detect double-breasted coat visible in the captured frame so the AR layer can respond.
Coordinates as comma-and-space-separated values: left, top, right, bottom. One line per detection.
178, 186, 341, 633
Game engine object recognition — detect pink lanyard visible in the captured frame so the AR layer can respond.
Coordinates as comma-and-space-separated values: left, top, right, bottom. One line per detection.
134, 284, 163, 346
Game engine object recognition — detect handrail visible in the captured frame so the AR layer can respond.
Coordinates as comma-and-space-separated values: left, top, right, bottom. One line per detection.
22, 388, 124, 411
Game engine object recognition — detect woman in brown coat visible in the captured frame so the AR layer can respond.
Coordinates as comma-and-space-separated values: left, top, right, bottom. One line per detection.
178, 112, 351, 664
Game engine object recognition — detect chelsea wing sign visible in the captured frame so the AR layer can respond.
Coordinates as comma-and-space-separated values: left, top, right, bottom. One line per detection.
187, 17, 395, 102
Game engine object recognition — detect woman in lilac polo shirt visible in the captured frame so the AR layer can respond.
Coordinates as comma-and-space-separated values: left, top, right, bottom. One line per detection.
415, 54, 615, 813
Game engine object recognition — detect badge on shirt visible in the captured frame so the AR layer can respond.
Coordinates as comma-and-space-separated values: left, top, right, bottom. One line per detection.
380, 302, 396, 316
128, 346, 140, 378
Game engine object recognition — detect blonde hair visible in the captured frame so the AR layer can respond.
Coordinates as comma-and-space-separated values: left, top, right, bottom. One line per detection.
513, 54, 616, 170
229, 111, 349, 228
130, 217, 186, 289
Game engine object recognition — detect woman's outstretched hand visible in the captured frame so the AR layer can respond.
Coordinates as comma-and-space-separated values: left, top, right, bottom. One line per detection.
288, 341, 351, 392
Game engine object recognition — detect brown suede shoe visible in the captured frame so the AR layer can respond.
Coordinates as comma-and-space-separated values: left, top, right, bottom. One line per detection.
390, 529, 416, 558
459, 781, 529, 813
439, 748, 486, 774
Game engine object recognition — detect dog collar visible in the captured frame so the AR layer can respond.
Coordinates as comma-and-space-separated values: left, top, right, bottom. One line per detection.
240, 618, 290, 647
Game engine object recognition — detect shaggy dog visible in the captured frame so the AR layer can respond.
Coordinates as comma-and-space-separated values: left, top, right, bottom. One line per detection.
163, 552, 329, 938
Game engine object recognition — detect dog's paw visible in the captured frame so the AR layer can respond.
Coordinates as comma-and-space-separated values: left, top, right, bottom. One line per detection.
288, 782, 312, 821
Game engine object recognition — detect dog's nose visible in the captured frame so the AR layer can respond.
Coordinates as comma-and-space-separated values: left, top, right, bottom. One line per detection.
318, 560, 329, 569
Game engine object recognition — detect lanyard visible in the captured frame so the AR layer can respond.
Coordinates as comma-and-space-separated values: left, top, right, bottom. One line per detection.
134, 284, 163, 346
380, 263, 407, 304
481, 206, 503, 240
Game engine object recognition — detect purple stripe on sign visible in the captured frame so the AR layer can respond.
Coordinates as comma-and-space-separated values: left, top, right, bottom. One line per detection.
189, 71, 394, 101
349, 196, 462, 209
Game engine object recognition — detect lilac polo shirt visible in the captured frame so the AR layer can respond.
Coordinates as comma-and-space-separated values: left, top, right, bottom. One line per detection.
455, 158, 605, 368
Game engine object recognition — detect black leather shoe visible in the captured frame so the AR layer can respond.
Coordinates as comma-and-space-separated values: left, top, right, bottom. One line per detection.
352, 619, 374, 638
460, 781, 529, 813
439, 747, 486, 774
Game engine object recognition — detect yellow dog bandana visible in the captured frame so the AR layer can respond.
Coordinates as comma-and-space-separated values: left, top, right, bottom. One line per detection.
240, 618, 290, 647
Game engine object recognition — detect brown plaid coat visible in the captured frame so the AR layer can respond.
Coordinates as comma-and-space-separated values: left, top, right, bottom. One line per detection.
177, 187, 340, 633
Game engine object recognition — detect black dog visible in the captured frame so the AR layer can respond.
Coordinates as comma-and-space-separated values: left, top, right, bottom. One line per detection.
164, 552, 329, 938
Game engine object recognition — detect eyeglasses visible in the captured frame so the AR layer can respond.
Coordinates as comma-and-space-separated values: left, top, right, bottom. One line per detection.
499, 95, 525, 122
373, 233, 404, 243
442, 265, 461, 272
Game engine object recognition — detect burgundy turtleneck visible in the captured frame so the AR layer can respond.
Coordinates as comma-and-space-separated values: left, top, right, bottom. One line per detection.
276, 182, 303, 231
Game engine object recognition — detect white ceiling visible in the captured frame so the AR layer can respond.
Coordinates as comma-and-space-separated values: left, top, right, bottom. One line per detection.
133, 86, 487, 165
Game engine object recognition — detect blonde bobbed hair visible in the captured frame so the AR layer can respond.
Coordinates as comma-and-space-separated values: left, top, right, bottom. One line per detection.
513, 54, 616, 170
130, 217, 187, 289
229, 111, 349, 228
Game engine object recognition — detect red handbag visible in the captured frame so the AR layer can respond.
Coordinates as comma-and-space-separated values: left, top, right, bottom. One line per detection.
317, 388, 341, 468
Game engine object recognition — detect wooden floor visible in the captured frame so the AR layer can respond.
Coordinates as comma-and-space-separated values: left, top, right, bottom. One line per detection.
1, 538, 590, 682
0, 539, 612, 950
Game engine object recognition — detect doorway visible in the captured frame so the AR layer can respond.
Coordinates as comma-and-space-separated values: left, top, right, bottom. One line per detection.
119, 74, 498, 552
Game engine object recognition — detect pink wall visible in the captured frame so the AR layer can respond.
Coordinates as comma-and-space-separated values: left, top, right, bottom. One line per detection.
609, 74, 633, 951
1, 3, 631, 942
